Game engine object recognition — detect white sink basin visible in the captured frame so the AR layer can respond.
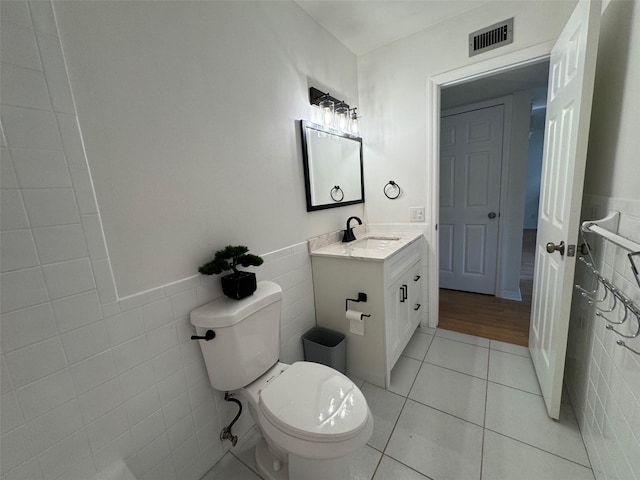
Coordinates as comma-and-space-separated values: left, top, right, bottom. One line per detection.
349, 236, 401, 250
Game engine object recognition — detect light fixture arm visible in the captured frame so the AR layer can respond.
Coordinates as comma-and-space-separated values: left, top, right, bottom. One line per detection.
309, 87, 350, 111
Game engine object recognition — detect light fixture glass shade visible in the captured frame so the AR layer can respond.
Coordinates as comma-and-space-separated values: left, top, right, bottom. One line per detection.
319, 97, 334, 126
335, 103, 349, 131
350, 108, 359, 135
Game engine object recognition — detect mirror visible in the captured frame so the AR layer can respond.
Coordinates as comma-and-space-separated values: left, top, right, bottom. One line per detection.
300, 120, 364, 211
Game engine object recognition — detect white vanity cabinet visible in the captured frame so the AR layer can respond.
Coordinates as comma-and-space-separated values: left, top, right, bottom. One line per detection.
310, 236, 424, 388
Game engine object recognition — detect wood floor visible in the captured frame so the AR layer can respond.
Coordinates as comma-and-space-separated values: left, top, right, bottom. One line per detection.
438, 230, 536, 347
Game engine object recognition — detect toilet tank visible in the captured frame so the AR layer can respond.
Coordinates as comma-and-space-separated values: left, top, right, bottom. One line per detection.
190, 281, 282, 391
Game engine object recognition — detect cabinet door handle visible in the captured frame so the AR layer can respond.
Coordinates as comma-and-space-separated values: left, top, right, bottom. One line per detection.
400, 285, 407, 302
414, 275, 421, 281
414, 304, 421, 311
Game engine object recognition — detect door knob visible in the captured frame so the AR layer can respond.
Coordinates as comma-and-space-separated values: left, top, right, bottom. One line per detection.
546, 241, 565, 256
488, 212, 497, 219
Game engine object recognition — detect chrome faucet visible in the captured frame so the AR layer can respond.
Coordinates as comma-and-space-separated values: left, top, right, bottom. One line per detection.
342, 216, 363, 242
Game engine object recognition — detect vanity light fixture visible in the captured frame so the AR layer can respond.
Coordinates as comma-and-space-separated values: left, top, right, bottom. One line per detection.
309, 87, 360, 135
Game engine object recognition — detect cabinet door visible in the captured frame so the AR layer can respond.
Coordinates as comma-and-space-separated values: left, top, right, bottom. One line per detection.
386, 275, 411, 370
409, 261, 423, 329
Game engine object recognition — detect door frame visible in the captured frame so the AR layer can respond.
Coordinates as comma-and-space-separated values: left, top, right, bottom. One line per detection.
425, 42, 553, 328
440, 96, 513, 298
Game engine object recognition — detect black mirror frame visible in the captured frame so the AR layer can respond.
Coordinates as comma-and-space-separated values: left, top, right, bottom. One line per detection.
629, 251, 640, 289
300, 120, 365, 212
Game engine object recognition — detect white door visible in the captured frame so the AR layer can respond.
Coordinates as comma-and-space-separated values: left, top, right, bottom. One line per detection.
530, 0, 601, 419
439, 105, 504, 294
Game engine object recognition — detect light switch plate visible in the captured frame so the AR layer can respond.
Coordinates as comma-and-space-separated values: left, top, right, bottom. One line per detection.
410, 207, 425, 222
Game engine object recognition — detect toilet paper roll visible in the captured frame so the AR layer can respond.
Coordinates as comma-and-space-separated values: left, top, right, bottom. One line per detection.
346, 309, 365, 336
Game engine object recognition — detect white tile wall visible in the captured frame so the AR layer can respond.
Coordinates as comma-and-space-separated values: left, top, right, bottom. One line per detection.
565, 195, 640, 480
0, 189, 30, 231
0, 3, 317, 479
10, 149, 71, 188
32, 224, 88, 264
0, 229, 39, 272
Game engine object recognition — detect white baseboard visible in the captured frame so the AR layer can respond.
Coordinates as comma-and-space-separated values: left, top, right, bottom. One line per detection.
499, 289, 522, 301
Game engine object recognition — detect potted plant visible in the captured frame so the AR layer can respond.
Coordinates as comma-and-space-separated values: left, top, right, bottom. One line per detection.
198, 245, 264, 300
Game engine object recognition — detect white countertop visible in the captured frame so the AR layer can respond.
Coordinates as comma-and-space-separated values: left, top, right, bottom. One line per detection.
309, 231, 423, 261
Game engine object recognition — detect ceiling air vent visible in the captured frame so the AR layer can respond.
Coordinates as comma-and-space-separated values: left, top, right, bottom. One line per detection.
469, 18, 513, 57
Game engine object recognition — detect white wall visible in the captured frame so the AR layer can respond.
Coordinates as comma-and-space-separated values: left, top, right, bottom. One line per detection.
582, 0, 639, 201
357, 1, 576, 225
498, 90, 530, 300
0, 1, 330, 479
53, 0, 362, 298
565, 1, 640, 478
523, 108, 545, 229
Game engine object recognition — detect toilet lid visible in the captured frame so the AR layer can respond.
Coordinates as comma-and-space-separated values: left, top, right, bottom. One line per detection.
259, 362, 369, 442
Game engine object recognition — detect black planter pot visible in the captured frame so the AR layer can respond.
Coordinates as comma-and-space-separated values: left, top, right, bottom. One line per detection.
221, 272, 257, 300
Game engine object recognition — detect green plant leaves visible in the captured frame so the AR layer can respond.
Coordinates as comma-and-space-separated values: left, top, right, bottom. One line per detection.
198, 245, 263, 275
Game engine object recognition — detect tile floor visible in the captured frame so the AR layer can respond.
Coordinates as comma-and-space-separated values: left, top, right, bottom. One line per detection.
201, 328, 595, 480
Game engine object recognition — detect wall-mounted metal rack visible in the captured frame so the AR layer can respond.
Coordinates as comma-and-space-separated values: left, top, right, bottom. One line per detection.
577, 211, 640, 355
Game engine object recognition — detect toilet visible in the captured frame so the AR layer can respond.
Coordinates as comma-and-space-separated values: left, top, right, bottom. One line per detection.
190, 281, 373, 480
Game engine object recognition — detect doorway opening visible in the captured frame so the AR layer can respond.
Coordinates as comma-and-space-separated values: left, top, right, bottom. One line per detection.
436, 60, 550, 346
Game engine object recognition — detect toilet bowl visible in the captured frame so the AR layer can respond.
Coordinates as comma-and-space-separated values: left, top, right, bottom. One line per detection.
241, 361, 373, 479
190, 281, 373, 480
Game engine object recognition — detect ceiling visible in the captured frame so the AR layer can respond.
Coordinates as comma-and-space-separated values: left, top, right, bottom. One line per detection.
295, 1, 551, 109
295, 0, 495, 55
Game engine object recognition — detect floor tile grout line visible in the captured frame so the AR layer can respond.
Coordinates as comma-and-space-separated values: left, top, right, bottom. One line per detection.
378, 327, 436, 462
371, 328, 446, 479
562, 386, 595, 471
433, 332, 491, 350
488, 344, 531, 358
224, 450, 261, 479
421, 329, 588, 479
405, 330, 490, 431
428, 330, 594, 477
368, 448, 385, 480
404, 395, 485, 429
400, 335, 434, 364
422, 359, 488, 382
229, 426, 263, 478
422, 344, 548, 400
379, 364, 419, 453
380, 451, 436, 480
487, 377, 573, 406
483, 427, 594, 470
228, 450, 258, 477
478, 346, 491, 479
486, 378, 543, 398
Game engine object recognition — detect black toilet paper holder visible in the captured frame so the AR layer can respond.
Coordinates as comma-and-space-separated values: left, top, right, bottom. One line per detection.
345, 293, 371, 319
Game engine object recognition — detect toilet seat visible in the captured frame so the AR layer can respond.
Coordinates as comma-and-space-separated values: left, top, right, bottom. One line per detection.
258, 362, 369, 443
